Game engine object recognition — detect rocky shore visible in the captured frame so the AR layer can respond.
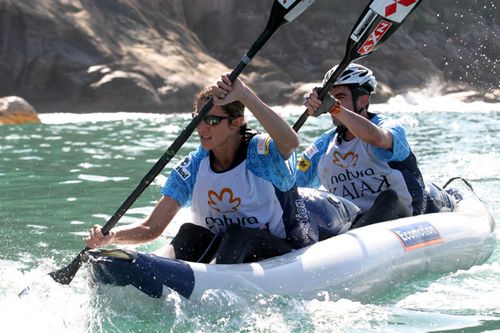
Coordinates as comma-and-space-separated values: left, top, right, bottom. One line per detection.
0, 0, 498, 114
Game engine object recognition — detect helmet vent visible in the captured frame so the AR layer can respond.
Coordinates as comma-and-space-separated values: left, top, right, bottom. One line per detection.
322, 63, 377, 93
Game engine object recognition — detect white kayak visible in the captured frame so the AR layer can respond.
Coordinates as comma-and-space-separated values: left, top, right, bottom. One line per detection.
87, 180, 496, 301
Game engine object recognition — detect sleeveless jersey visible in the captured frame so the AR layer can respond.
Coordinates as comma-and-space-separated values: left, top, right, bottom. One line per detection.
161, 133, 317, 247
190, 158, 285, 237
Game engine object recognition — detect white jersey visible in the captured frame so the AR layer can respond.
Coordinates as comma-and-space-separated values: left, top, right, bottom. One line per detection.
190, 157, 285, 237
296, 113, 425, 214
161, 132, 309, 241
317, 135, 413, 212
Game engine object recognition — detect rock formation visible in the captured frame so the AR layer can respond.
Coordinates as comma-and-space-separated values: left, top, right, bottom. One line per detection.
0, 96, 40, 125
0, 0, 497, 114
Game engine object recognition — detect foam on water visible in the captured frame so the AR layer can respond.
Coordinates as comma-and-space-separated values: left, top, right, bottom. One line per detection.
0, 260, 93, 332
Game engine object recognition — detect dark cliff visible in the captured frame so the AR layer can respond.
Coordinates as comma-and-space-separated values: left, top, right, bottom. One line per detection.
0, 0, 498, 113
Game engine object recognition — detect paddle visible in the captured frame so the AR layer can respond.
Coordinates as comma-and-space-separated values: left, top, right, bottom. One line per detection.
293, 0, 423, 132
22, 0, 317, 291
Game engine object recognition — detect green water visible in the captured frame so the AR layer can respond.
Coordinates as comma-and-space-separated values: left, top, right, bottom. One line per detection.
0, 102, 499, 332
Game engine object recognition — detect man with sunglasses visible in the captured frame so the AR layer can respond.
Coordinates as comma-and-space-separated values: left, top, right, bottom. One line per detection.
86, 74, 319, 263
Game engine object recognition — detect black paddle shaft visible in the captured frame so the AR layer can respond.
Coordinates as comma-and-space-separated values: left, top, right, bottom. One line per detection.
45, 0, 314, 286
293, 0, 424, 132
101, 4, 289, 237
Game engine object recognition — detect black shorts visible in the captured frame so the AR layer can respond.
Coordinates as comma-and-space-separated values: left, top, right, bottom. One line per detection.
169, 222, 216, 262
170, 223, 293, 264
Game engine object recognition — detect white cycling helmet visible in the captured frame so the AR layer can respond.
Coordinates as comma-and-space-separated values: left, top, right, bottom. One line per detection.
322, 63, 377, 93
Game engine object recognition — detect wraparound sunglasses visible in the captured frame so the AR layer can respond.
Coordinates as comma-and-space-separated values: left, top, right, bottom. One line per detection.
191, 112, 235, 126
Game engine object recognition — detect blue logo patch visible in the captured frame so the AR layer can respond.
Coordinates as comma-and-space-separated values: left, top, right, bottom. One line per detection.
391, 221, 443, 252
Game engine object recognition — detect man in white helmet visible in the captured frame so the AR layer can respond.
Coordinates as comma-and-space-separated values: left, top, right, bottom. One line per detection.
296, 63, 427, 229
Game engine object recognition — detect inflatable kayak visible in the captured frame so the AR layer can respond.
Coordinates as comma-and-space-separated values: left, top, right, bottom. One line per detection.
87, 179, 496, 301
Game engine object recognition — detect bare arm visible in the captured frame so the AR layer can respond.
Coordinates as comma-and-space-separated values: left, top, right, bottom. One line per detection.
212, 75, 299, 159
334, 106, 393, 149
85, 196, 181, 248
305, 90, 393, 149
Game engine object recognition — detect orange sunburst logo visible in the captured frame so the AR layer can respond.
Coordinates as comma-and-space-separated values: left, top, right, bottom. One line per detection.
207, 188, 241, 213
333, 151, 358, 168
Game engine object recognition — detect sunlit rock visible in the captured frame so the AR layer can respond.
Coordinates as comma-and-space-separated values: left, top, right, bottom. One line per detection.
0, 97, 41, 125
88, 70, 161, 110
0, 1, 496, 112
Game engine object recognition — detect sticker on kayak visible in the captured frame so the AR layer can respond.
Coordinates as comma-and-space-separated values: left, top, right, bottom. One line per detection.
357, 19, 392, 55
276, 0, 298, 9
391, 221, 443, 251
370, 0, 419, 23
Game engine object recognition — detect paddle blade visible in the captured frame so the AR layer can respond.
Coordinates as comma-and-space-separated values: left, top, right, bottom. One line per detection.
281, 0, 317, 23
346, 0, 423, 61
48, 249, 87, 285
320, 0, 424, 94
293, 0, 423, 132
242, 0, 317, 62
265, 0, 316, 32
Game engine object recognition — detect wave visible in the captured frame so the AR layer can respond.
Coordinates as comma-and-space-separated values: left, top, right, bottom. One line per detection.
38, 112, 186, 125
276, 88, 500, 116
38, 91, 499, 124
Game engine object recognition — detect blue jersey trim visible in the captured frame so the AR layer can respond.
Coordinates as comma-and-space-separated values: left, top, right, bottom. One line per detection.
370, 114, 410, 162
296, 129, 335, 188
161, 134, 296, 205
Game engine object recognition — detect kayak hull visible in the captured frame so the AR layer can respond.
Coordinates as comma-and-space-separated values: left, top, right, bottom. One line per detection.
88, 193, 496, 301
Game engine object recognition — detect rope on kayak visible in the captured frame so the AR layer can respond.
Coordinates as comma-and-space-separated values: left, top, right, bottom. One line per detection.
442, 177, 475, 192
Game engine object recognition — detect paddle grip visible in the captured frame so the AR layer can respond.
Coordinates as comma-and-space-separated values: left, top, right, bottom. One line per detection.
292, 58, 350, 132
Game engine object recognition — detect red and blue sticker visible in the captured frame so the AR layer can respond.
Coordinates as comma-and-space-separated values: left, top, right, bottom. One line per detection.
391, 221, 443, 252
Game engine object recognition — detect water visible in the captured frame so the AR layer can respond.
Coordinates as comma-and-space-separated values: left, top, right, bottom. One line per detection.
0, 94, 499, 332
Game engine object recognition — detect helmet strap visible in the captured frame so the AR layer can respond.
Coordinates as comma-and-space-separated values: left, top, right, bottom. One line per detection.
337, 87, 369, 143
350, 86, 370, 114
336, 125, 347, 144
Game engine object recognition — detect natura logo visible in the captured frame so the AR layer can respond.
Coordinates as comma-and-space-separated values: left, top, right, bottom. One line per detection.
207, 188, 241, 213
333, 151, 358, 169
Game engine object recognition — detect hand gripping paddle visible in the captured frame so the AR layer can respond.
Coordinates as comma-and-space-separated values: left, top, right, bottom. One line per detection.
293, 0, 423, 132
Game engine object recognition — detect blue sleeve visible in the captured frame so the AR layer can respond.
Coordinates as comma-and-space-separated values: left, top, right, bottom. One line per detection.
161, 147, 207, 206
296, 130, 334, 188
246, 134, 296, 192
371, 114, 411, 162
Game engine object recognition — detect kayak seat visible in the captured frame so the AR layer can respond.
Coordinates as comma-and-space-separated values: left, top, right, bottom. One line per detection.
169, 222, 216, 262
298, 187, 359, 241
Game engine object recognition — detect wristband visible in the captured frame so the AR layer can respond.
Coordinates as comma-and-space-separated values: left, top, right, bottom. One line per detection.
312, 92, 339, 117
330, 99, 341, 114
